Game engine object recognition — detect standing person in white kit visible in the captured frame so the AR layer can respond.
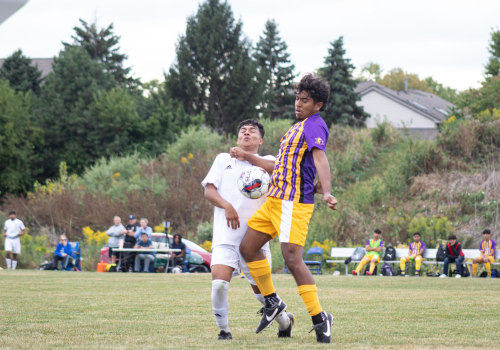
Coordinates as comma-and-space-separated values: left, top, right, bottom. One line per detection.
2, 211, 26, 269
202, 119, 293, 340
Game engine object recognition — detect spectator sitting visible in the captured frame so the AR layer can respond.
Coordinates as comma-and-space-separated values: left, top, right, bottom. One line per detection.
440, 234, 465, 278
352, 229, 384, 276
134, 232, 155, 272
400, 232, 426, 276
134, 218, 152, 241
472, 229, 496, 277
170, 233, 186, 268
106, 216, 126, 265
120, 214, 140, 272
52, 235, 73, 270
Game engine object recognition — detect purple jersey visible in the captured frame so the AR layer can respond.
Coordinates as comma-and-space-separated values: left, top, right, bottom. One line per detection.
409, 241, 426, 255
479, 239, 496, 257
268, 113, 329, 204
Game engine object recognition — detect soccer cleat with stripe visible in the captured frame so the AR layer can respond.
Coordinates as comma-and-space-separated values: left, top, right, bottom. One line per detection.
256, 299, 287, 333
309, 312, 334, 343
217, 330, 232, 340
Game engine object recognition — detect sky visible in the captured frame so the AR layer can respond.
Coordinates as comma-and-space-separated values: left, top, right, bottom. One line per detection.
0, 0, 499, 91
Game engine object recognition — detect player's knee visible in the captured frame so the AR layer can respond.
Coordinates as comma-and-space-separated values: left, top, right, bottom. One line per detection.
415, 256, 422, 261
400, 257, 405, 263
371, 257, 378, 263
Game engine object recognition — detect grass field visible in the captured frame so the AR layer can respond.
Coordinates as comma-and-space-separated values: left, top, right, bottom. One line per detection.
0, 271, 499, 350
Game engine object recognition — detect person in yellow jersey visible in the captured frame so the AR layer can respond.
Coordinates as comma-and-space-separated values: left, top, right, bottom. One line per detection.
352, 229, 384, 276
400, 232, 426, 276
472, 229, 496, 277
236, 74, 337, 343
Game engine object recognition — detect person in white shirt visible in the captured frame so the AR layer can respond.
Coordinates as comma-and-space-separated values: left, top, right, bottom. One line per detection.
2, 211, 26, 270
202, 119, 293, 340
106, 216, 126, 264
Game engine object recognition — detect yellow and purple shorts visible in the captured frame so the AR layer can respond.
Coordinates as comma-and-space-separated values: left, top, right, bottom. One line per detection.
363, 254, 380, 263
247, 196, 314, 247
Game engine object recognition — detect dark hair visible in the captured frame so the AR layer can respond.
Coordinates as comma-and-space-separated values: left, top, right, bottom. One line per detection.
374, 229, 381, 234
237, 119, 265, 138
141, 232, 148, 236
9, 210, 16, 215
483, 229, 491, 234
173, 233, 182, 243
448, 234, 457, 240
295, 73, 330, 111
413, 232, 421, 237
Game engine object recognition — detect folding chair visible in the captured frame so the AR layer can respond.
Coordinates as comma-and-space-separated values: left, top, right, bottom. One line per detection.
304, 247, 323, 275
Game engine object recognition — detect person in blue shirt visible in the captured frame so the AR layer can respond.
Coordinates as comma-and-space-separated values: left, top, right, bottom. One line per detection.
52, 235, 73, 270
170, 233, 186, 268
134, 232, 155, 272
134, 218, 152, 241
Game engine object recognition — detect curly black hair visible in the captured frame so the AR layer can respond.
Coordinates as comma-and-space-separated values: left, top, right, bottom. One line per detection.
237, 119, 265, 138
295, 73, 330, 111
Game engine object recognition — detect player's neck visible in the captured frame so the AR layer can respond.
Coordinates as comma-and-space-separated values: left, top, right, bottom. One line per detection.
241, 146, 259, 154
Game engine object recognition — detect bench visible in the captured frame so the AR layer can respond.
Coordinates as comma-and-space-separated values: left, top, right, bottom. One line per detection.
326, 247, 500, 276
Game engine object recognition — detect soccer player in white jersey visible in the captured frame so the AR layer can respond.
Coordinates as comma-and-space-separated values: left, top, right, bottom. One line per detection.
2, 210, 26, 269
202, 119, 293, 340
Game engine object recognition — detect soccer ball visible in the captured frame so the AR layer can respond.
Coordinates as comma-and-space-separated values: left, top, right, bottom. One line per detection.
237, 166, 270, 199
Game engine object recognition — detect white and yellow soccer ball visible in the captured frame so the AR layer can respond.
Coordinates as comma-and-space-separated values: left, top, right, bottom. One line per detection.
237, 166, 270, 199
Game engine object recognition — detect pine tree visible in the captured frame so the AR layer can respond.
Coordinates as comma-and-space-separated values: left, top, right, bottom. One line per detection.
63, 19, 136, 87
254, 19, 296, 119
319, 37, 368, 127
166, 0, 259, 134
0, 49, 42, 94
485, 29, 500, 78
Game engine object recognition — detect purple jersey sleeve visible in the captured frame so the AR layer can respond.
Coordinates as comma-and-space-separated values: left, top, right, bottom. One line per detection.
303, 114, 329, 152
366, 239, 370, 246
421, 242, 426, 251
380, 240, 384, 247
479, 241, 483, 251
492, 240, 497, 250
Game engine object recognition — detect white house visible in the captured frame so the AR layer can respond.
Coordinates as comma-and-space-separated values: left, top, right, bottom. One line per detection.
355, 81, 454, 139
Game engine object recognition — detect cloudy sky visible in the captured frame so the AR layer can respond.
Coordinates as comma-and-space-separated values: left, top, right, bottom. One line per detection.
1, 0, 499, 91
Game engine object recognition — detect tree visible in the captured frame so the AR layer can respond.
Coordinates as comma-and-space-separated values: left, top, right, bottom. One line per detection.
166, 0, 259, 134
35, 46, 118, 178
377, 68, 432, 92
0, 49, 42, 94
0, 79, 41, 194
424, 77, 458, 104
319, 37, 368, 127
253, 19, 296, 119
358, 61, 382, 82
485, 28, 500, 78
63, 19, 136, 87
455, 74, 500, 116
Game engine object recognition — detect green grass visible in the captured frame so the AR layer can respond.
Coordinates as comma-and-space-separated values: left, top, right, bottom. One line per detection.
0, 271, 499, 349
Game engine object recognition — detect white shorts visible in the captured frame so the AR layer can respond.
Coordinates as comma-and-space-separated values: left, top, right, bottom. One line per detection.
5, 237, 21, 254
211, 244, 271, 286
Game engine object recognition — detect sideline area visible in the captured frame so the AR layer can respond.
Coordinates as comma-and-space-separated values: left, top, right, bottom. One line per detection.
0, 271, 498, 349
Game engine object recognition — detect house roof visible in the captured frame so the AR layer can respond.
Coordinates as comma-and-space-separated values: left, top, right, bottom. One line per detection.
355, 81, 454, 124
0, 58, 53, 78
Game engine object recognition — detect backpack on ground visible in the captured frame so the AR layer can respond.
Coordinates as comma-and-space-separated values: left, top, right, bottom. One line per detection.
381, 262, 394, 276
491, 269, 498, 278
436, 245, 446, 262
461, 264, 470, 277
38, 261, 56, 270
383, 246, 396, 261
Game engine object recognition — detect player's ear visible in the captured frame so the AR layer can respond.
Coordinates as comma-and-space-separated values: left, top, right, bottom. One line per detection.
315, 101, 323, 112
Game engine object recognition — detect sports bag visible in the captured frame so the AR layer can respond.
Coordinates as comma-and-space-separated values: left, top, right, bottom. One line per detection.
383, 246, 396, 261
381, 262, 394, 276
436, 245, 446, 262
351, 247, 365, 260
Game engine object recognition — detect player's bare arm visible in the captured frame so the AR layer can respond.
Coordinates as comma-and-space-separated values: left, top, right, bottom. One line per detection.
230, 147, 275, 174
312, 148, 337, 210
204, 183, 240, 229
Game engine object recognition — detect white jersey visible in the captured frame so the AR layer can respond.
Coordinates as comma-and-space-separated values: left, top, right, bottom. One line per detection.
202, 153, 275, 249
3, 218, 25, 238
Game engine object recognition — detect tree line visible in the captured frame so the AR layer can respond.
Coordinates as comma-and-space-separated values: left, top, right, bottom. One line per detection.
1, 0, 499, 196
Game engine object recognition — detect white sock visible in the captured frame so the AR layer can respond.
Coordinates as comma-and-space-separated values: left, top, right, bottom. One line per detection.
212, 279, 230, 332
275, 310, 290, 330
12, 260, 17, 270
254, 292, 265, 306
6, 258, 11, 269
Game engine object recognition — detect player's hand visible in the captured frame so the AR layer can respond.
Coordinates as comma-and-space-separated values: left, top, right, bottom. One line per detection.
230, 147, 247, 161
224, 204, 240, 230
323, 193, 337, 210
2, 232, 6, 237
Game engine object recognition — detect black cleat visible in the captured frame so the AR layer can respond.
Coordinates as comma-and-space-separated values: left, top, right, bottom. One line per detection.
277, 313, 295, 338
309, 312, 334, 343
217, 330, 232, 340
256, 299, 287, 333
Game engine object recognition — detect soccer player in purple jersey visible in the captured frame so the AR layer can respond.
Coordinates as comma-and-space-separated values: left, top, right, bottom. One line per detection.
235, 74, 337, 343
472, 229, 496, 277
400, 232, 426, 276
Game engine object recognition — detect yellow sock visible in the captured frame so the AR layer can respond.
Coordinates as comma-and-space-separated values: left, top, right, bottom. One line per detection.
356, 259, 367, 273
485, 263, 491, 276
369, 262, 376, 274
472, 264, 477, 277
400, 257, 406, 273
247, 259, 275, 296
298, 284, 322, 316
415, 256, 422, 272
